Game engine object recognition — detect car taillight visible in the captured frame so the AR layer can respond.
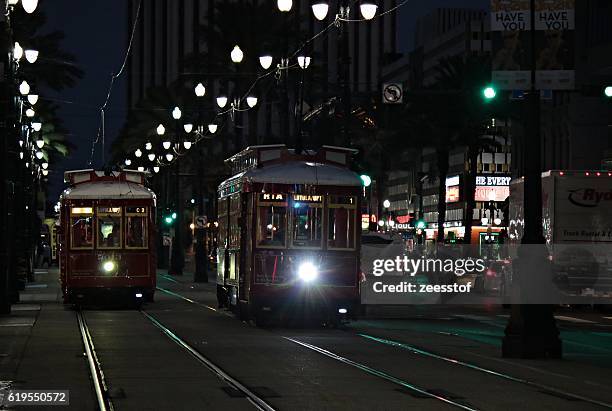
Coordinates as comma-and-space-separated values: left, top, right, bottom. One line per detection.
486, 269, 496, 277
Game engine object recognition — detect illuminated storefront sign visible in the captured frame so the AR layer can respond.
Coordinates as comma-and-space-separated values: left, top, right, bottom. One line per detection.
475, 186, 509, 202
446, 186, 460, 203
474, 174, 510, 201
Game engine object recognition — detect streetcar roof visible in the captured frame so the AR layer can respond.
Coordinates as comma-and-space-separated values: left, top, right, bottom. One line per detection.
222, 161, 362, 187
62, 181, 155, 200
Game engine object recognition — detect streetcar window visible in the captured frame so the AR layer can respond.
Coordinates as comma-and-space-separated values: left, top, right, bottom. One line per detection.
291, 195, 323, 248
70, 211, 94, 250
126, 216, 147, 248
125, 207, 147, 249
257, 205, 287, 247
97, 207, 122, 249
328, 207, 356, 249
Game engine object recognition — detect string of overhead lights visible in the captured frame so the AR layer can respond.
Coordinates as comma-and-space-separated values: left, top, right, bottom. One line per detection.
121, 0, 410, 174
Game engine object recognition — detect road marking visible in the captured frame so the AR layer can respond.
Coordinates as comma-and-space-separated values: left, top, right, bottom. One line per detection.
554, 316, 595, 324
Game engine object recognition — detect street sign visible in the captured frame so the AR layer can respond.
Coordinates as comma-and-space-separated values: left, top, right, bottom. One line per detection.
195, 215, 207, 228
382, 83, 403, 104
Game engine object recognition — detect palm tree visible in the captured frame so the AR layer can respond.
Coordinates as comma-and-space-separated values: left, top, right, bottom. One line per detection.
7, 7, 83, 91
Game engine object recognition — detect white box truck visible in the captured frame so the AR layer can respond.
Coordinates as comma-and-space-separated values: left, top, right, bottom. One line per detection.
509, 171, 612, 298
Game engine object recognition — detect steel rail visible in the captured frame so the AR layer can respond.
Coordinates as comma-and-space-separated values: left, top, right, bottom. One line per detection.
76, 311, 114, 411
283, 337, 478, 411
141, 310, 276, 411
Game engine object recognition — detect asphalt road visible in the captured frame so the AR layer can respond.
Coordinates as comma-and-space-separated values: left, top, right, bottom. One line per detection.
1, 268, 612, 410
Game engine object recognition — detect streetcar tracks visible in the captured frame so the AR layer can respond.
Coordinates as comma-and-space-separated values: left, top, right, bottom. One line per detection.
76, 311, 114, 411
358, 333, 612, 409
141, 310, 277, 411
283, 337, 478, 410
156, 286, 234, 318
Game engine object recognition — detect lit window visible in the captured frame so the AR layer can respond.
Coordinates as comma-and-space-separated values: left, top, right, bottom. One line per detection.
70, 207, 94, 249
97, 207, 122, 249
257, 194, 287, 248
291, 194, 323, 248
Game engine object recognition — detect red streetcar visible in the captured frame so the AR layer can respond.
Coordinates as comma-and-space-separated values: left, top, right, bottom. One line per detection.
216, 145, 362, 324
58, 170, 157, 304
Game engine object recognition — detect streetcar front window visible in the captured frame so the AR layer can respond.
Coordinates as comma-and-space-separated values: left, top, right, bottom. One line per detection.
97, 207, 122, 249
70, 207, 93, 249
291, 195, 323, 248
257, 205, 287, 247
328, 196, 356, 250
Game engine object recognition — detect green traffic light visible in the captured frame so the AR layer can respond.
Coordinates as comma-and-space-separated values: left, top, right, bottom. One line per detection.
416, 219, 426, 230
360, 174, 372, 187
605, 86, 612, 98
164, 216, 173, 225
171, 212, 177, 220
483, 86, 496, 100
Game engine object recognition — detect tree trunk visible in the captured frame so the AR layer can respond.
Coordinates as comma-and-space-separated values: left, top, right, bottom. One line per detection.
463, 145, 479, 245
436, 148, 449, 244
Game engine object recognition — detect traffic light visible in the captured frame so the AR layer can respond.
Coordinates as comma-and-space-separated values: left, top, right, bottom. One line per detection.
482, 86, 497, 100
360, 174, 372, 187
163, 210, 176, 225
415, 219, 426, 230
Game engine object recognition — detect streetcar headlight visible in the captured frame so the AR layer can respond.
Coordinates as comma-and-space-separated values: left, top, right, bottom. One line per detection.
102, 260, 116, 273
298, 262, 318, 282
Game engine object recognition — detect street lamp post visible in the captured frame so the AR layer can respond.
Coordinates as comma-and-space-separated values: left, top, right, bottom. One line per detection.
194, 83, 208, 283
170, 107, 185, 275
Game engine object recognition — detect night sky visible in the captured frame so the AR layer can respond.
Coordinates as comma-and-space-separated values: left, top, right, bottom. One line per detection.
40, 0, 487, 202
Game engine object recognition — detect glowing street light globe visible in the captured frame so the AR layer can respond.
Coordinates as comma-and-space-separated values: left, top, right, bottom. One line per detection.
311, 1, 329, 20
194, 82, 206, 97
259, 55, 273, 70
230, 45, 244, 63
156, 124, 165, 135
216, 96, 228, 108
172, 106, 182, 120
359, 1, 378, 20
605, 86, 612, 98
277, 0, 292, 12
383, 199, 391, 208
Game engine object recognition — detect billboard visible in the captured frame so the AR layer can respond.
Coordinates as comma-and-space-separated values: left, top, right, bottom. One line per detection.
491, 0, 575, 90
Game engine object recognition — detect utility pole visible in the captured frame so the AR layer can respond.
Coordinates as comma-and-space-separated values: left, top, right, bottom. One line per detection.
502, 0, 561, 358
